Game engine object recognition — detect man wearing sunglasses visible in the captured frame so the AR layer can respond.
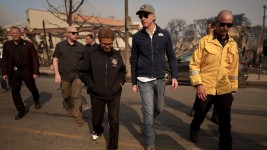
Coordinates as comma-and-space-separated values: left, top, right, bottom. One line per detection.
189, 10, 238, 150
53, 26, 85, 127
188, 20, 220, 125
130, 4, 178, 150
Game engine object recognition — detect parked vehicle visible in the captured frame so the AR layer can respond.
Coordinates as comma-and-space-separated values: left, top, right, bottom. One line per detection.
165, 50, 249, 85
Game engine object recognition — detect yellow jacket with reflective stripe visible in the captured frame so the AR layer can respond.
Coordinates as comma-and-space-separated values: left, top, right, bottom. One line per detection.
189, 34, 239, 95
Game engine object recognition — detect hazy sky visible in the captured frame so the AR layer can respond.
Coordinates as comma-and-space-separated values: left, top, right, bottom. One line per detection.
0, 0, 267, 28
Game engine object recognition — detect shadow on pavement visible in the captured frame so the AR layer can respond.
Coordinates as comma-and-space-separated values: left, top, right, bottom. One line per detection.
120, 103, 145, 148
24, 91, 52, 110
164, 96, 219, 149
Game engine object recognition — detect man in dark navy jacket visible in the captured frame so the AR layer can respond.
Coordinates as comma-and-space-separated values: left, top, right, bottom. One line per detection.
130, 4, 178, 150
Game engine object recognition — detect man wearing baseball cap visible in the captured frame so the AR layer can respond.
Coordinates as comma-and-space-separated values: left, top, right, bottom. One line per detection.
130, 4, 179, 150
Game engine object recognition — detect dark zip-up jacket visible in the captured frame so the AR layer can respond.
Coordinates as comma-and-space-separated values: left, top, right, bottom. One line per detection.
79, 46, 126, 99
130, 24, 178, 85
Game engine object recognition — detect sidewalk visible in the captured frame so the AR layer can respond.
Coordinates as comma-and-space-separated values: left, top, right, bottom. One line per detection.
242, 72, 267, 88
39, 66, 267, 88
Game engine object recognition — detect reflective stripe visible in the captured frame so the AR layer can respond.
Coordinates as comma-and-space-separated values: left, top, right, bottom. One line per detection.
190, 70, 200, 76
228, 76, 238, 80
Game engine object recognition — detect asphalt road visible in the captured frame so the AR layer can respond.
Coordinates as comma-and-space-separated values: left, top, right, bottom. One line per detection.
0, 77, 267, 150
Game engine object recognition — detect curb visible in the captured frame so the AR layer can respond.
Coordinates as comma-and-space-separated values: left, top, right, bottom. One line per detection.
239, 81, 267, 89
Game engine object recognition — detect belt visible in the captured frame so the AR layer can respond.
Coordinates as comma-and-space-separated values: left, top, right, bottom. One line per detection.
14, 67, 22, 71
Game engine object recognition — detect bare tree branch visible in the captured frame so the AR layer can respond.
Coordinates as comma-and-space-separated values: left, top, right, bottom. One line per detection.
64, 0, 68, 16
72, 0, 84, 13
193, 19, 208, 37
73, 11, 94, 30
45, 0, 88, 26
45, 19, 66, 31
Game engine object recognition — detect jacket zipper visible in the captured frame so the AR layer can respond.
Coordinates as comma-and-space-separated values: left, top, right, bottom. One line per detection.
105, 55, 108, 87
151, 35, 154, 78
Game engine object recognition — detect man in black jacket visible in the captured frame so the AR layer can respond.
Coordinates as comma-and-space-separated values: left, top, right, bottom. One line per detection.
79, 28, 126, 150
2, 26, 40, 120
84, 34, 98, 51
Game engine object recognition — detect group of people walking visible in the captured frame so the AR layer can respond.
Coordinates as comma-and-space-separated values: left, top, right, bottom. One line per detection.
1, 3, 239, 150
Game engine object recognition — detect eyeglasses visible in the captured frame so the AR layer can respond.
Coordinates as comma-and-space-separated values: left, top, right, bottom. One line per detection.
69, 32, 79, 35
101, 43, 113, 47
138, 13, 149, 19
219, 22, 233, 28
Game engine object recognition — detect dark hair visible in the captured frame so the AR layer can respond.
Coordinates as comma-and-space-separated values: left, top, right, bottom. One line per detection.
207, 19, 216, 28
86, 34, 94, 39
98, 28, 115, 40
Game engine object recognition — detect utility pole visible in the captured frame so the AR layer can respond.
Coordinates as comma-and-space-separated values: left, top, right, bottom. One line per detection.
42, 20, 50, 61
258, 5, 267, 79
264, 5, 266, 28
125, 0, 131, 78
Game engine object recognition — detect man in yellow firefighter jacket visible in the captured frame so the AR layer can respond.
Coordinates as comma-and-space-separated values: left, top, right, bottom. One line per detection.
189, 10, 238, 150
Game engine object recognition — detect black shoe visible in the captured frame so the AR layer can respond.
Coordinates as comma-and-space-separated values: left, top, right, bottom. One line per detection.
187, 110, 195, 117
35, 103, 41, 109
211, 117, 219, 125
190, 131, 198, 143
2, 88, 8, 92
15, 110, 25, 120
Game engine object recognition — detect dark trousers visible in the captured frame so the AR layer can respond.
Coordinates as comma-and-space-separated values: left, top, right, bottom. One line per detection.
11, 71, 39, 111
90, 95, 121, 149
1, 78, 8, 89
192, 97, 218, 120
190, 93, 233, 150
0, 67, 8, 90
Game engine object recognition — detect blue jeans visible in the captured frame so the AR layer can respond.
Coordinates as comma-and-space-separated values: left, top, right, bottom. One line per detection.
137, 79, 166, 146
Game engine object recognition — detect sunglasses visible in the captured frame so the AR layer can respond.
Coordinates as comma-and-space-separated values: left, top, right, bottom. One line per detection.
138, 13, 149, 19
219, 22, 233, 28
69, 32, 79, 35
101, 43, 113, 47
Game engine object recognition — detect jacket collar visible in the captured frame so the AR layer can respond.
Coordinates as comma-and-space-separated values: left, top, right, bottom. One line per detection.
141, 24, 161, 34
12, 38, 23, 45
98, 46, 114, 56
208, 33, 235, 47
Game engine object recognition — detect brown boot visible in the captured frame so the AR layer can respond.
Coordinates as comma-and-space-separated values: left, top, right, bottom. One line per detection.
75, 116, 84, 127
66, 107, 74, 117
